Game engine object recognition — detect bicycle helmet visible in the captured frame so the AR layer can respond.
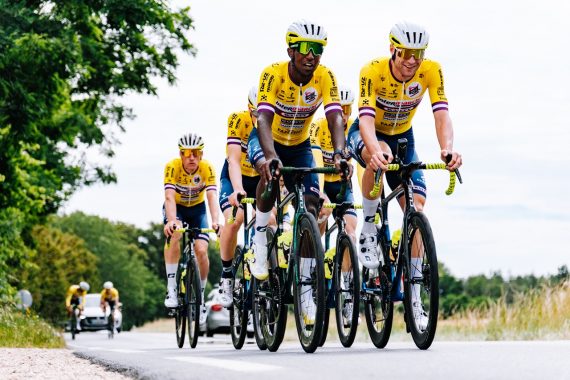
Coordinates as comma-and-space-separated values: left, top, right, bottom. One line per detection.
103, 281, 113, 289
339, 85, 355, 106
285, 19, 328, 46
178, 133, 204, 150
389, 21, 429, 49
79, 281, 90, 292
248, 86, 258, 111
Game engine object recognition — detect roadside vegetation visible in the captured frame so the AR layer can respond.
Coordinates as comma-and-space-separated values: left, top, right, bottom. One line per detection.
0, 307, 64, 348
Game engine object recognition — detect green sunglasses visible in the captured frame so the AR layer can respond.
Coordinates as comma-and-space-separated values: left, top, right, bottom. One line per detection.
291, 41, 324, 56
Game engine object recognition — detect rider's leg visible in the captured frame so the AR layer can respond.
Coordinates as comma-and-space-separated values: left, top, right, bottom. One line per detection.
194, 239, 210, 294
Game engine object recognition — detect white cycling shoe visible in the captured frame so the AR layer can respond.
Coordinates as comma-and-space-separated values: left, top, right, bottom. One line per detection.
199, 304, 207, 325
412, 301, 429, 331
218, 278, 234, 308
358, 232, 380, 269
164, 287, 178, 308
250, 243, 269, 280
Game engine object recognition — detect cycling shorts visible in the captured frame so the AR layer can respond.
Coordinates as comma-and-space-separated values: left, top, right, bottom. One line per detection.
247, 128, 320, 198
324, 181, 357, 218
162, 201, 209, 242
347, 119, 426, 198
219, 161, 260, 212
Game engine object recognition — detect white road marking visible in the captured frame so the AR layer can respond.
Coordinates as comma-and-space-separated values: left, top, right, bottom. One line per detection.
165, 356, 282, 372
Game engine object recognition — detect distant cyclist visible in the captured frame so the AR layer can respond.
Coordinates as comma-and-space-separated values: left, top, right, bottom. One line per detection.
163, 133, 222, 326
347, 21, 462, 329
310, 84, 357, 242
218, 87, 260, 308
65, 281, 90, 331
100, 281, 119, 314
247, 19, 351, 324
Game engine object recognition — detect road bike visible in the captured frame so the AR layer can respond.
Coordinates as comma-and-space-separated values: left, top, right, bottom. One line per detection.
252, 160, 339, 353
362, 138, 462, 350
227, 195, 267, 350
68, 303, 81, 340
167, 225, 214, 349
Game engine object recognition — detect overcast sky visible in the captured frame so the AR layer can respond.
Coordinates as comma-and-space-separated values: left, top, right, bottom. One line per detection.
63, 0, 570, 278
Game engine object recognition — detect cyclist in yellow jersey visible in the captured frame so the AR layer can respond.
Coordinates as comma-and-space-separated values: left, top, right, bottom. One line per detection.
100, 281, 119, 312
218, 87, 261, 307
310, 84, 357, 241
65, 281, 90, 331
163, 133, 221, 326
347, 21, 462, 330
247, 19, 352, 324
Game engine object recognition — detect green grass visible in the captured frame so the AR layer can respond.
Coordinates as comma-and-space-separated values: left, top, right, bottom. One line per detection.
0, 307, 65, 348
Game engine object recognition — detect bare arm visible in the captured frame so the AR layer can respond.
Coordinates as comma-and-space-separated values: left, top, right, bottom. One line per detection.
359, 115, 392, 171
206, 189, 221, 234
256, 112, 280, 182
227, 145, 245, 207
164, 189, 179, 237
434, 110, 462, 170
325, 111, 353, 179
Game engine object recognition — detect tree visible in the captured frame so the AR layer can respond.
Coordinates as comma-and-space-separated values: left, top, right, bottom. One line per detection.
0, 0, 195, 298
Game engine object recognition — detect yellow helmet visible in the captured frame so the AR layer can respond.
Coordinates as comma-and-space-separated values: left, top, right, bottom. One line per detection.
285, 19, 328, 47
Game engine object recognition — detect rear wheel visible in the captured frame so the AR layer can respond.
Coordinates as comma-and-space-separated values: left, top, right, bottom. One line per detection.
70, 312, 77, 340
230, 246, 248, 349
252, 228, 287, 352
292, 213, 325, 353
334, 234, 360, 347
175, 267, 187, 348
318, 307, 330, 347
403, 212, 439, 350
187, 260, 201, 348
363, 263, 393, 348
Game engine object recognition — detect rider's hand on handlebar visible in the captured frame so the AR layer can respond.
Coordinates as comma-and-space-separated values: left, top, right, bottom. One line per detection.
163, 220, 181, 238
229, 190, 246, 208
333, 156, 353, 180
259, 157, 282, 184
212, 223, 222, 237
369, 150, 393, 171
441, 149, 462, 171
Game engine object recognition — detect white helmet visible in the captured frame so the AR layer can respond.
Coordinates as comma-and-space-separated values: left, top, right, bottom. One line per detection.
178, 133, 204, 150
339, 85, 354, 106
285, 19, 328, 46
79, 281, 90, 292
248, 86, 258, 111
389, 21, 429, 49
103, 281, 113, 289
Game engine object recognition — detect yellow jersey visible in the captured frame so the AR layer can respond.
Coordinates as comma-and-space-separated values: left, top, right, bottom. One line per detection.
226, 110, 258, 178
65, 285, 87, 308
164, 159, 217, 207
257, 61, 342, 146
358, 57, 448, 135
100, 288, 119, 302
309, 117, 354, 183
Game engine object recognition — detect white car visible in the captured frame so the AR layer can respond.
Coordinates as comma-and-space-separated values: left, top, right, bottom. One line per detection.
200, 286, 253, 338
81, 293, 122, 332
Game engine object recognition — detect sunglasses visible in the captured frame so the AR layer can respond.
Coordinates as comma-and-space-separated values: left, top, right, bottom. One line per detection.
291, 41, 324, 56
396, 48, 426, 60
180, 149, 202, 158
341, 105, 352, 116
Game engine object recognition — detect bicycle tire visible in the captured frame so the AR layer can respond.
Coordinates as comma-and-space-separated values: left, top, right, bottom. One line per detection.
252, 227, 287, 352
175, 267, 187, 348
292, 212, 325, 353
334, 234, 360, 347
363, 264, 394, 348
187, 259, 201, 348
230, 246, 248, 349
108, 310, 114, 339
70, 312, 77, 340
318, 307, 330, 347
402, 211, 438, 350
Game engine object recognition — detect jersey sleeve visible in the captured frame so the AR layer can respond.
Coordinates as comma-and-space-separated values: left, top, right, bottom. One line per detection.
100, 290, 105, 303
426, 61, 449, 113
204, 161, 217, 191
65, 287, 74, 307
164, 160, 178, 191
227, 112, 242, 147
358, 62, 378, 119
309, 122, 321, 150
257, 64, 280, 115
320, 66, 342, 116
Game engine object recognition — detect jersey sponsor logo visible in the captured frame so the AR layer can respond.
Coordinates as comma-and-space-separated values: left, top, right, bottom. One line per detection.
376, 96, 422, 112
303, 87, 318, 104
360, 77, 366, 97
193, 175, 201, 184
405, 82, 423, 98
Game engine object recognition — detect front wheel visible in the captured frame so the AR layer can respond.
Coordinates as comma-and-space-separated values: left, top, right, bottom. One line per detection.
402, 212, 439, 350
334, 234, 360, 347
230, 246, 248, 349
292, 213, 325, 353
175, 268, 187, 348
186, 260, 201, 348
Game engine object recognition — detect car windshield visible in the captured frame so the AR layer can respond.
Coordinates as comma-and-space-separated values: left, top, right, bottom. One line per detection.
84, 295, 99, 308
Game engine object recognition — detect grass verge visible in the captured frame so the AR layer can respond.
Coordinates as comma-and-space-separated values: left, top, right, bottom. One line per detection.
0, 307, 65, 348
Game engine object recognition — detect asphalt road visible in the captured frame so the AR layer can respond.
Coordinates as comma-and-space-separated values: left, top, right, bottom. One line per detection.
66, 331, 570, 380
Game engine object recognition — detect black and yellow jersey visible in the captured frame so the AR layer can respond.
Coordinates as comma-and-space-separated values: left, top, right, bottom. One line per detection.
164, 159, 217, 207
257, 61, 342, 146
358, 57, 448, 135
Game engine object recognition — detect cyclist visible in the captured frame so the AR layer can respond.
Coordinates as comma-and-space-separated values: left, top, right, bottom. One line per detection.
347, 21, 462, 329
163, 133, 222, 326
100, 281, 119, 324
218, 87, 260, 308
65, 281, 90, 331
310, 85, 357, 241
247, 19, 351, 324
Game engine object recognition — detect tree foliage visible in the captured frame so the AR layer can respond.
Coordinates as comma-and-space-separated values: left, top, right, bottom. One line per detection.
0, 0, 194, 297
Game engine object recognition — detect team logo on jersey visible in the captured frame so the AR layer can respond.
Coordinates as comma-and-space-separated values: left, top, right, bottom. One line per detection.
303, 87, 318, 105
193, 175, 201, 184
405, 82, 423, 98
